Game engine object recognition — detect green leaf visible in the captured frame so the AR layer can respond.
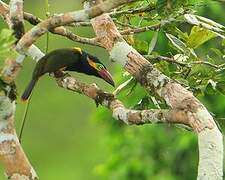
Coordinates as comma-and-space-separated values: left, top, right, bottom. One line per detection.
196, 15, 225, 30
217, 81, 225, 95
113, 77, 136, 96
148, 31, 158, 55
210, 48, 224, 58
193, 86, 204, 97
173, 27, 189, 42
166, 33, 197, 57
156, 0, 187, 15
205, 80, 217, 95
184, 14, 225, 39
117, 83, 146, 108
133, 39, 149, 54
166, 33, 187, 52
187, 26, 217, 49
156, 0, 168, 14
221, 39, 225, 46
0, 29, 15, 45
0, 29, 17, 64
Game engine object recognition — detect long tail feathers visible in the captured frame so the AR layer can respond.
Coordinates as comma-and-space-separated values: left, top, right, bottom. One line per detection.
21, 79, 37, 101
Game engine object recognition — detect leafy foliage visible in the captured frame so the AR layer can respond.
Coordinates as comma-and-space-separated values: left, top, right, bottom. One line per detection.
0, 0, 223, 179
91, 0, 225, 179
93, 105, 198, 180
0, 29, 16, 63
186, 26, 217, 48
0, 29, 17, 93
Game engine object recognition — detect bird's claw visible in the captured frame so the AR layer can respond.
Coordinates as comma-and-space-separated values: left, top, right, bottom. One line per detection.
94, 91, 115, 107
94, 95, 101, 107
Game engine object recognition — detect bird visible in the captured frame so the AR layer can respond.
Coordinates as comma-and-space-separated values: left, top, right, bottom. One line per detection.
21, 47, 115, 101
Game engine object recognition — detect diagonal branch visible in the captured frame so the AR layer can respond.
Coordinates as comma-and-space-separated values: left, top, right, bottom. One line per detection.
144, 54, 225, 69
109, 4, 155, 17
15, 0, 135, 53
0, 0, 38, 179
52, 26, 102, 47
0, 0, 223, 179
56, 74, 190, 126
88, 1, 223, 179
0, 1, 101, 47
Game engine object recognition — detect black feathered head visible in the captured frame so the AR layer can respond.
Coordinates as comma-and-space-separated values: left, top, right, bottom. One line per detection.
79, 50, 115, 87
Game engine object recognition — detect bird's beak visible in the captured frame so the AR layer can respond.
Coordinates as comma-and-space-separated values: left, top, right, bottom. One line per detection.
98, 69, 115, 87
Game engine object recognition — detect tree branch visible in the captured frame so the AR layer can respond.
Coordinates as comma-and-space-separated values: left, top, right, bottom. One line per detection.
0, 0, 38, 179
89, 3, 223, 179
109, 4, 155, 17
144, 54, 225, 70
0, 0, 223, 179
52, 26, 102, 47
15, 0, 135, 53
56, 74, 190, 126
9, 0, 24, 40
0, 1, 101, 47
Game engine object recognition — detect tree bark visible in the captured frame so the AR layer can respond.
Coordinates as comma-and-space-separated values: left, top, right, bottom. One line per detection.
0, 0, 223, 179
89, 4, 223, 180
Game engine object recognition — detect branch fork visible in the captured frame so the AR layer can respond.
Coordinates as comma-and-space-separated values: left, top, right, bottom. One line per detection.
0, 0, 223, 179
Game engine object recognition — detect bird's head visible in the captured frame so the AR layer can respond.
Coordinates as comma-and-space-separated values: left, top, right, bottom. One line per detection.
82, 53, 115, 87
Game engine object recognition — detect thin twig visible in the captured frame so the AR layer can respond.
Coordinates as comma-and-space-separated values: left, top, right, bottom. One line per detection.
144, 54, 225, 69
109, 4, 156, 17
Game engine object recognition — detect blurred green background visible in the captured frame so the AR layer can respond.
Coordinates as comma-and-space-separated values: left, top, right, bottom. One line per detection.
0, 0, 114, 179
0, 0, 225, 179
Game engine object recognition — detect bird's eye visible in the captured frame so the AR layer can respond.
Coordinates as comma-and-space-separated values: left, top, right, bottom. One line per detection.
96, 64, 104, 70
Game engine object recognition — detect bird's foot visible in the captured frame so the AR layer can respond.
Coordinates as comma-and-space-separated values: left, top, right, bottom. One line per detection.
53, 70, 66, 78
94, 90, 115, 107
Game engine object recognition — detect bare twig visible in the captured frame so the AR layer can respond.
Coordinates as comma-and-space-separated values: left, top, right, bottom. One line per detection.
109, 4, 155, 17
52, 27, 102, 47
144, 54, 225, 70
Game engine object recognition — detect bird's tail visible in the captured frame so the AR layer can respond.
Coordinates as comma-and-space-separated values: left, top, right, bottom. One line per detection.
21, 78, 37, 101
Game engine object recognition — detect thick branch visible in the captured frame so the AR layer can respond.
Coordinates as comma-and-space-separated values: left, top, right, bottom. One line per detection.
0, 1, 38, 179
9, 0, 24, 40
0, 97, 37, 180
0, 1, 101, 47
89, 7, 223, 180
15, 0, 135, 53
56, 75, 190, 126
1, 0, 223, 179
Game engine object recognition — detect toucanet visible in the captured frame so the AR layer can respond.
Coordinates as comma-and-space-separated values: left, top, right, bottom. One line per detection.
21, 48, 115, 100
